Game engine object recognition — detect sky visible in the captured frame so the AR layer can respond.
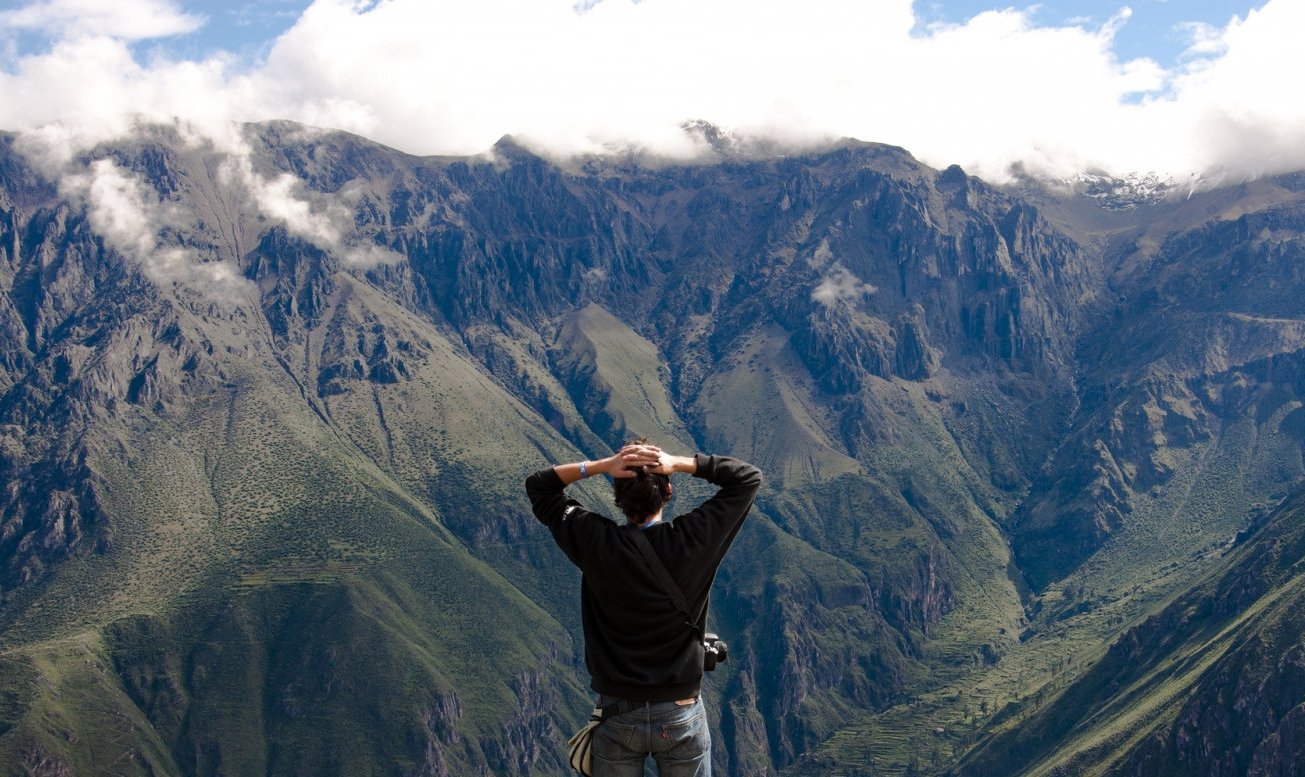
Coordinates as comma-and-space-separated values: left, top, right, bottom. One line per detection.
0, 0, 1298, 185
915, 1, 1263, 68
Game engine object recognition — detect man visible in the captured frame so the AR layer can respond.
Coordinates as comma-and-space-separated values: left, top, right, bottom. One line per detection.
525, 439, 762, 776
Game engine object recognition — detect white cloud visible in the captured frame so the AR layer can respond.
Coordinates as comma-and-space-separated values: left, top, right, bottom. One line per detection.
0, 0, 1302, 186
24, 122, 402, 301
3, 37, 397, 291
249, 170, 344, 247
1160, 1, 1305, 181
60, 158, 254, 300
1, 35, 252, 173
813, 266, 877, 308
1176, 21, 1228, 58
0, 0, 203, 41
237, 164, 402, 267
56, 137, 403, 297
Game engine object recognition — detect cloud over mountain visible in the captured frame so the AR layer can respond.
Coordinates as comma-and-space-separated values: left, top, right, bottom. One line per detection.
60, 157, 252, 298
0, 0, 1301, 184
813, 266, 877, 308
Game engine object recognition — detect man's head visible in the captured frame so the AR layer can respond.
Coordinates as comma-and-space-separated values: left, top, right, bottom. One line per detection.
612, 437, 671, 525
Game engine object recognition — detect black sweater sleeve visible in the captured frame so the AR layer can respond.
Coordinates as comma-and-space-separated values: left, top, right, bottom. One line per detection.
676, 454, 763, 552
525, 467, 595, 568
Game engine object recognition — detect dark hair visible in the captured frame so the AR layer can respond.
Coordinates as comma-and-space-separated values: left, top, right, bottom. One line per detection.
612, 437, 670, 524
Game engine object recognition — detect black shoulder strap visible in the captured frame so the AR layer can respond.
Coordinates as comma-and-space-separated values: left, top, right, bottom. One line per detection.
626, 525, 704, 639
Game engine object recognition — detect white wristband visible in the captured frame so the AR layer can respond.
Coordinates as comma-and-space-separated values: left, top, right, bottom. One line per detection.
579, 461, 589, 478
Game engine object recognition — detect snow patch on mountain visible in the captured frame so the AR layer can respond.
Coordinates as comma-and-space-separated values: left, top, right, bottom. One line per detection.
1072, 171, 1179, 210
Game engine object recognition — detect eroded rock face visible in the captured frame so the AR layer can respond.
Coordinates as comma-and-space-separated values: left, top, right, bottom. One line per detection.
1009, 190, 1305, 590
20, 747, 72, 777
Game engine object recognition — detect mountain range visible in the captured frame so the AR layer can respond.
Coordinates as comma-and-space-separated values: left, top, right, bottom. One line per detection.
2, 121, 1305, 776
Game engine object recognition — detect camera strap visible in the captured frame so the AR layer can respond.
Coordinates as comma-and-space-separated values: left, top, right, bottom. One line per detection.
625, 524, 705, 640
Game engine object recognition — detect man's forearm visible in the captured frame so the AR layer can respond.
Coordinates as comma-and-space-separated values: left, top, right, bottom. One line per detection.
668, 454, 697, 475
551, 449, 648, 485
553, 459, 596, 486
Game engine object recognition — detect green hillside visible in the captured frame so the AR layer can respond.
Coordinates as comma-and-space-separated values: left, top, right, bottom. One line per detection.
956, 484, 1305, 776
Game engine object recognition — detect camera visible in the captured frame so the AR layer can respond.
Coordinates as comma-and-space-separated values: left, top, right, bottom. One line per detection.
703, 632, 728, 671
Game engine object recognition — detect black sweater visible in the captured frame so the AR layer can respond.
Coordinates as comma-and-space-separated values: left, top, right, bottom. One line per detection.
525, 454, 762, 702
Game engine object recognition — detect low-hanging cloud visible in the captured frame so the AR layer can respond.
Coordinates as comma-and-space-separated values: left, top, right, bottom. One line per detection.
46, 124, 399, 303
241, 168, 402, 267
812, 265, 877, 308
1, 0, 1303, 185
61, 158, 254, 300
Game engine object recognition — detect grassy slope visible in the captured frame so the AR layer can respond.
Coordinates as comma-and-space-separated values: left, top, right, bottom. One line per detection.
956, 486, 1305, 776
0, 276, 593, 773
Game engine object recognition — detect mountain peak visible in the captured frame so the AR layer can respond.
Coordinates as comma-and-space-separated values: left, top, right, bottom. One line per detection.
490, 134, 538, 160
1071, 170, 1179, 210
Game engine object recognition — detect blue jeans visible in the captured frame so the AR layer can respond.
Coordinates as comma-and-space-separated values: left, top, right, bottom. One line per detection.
591, 697, 711, 776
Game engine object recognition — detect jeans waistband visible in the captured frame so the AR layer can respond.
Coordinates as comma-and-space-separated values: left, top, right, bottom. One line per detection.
599, 697, 645, 716
598, 695, 698, 717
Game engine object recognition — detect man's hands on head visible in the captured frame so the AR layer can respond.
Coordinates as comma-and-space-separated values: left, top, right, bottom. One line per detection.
554, 443, 696, 485
599, 443, 696, 478
603, 443, 662, 478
